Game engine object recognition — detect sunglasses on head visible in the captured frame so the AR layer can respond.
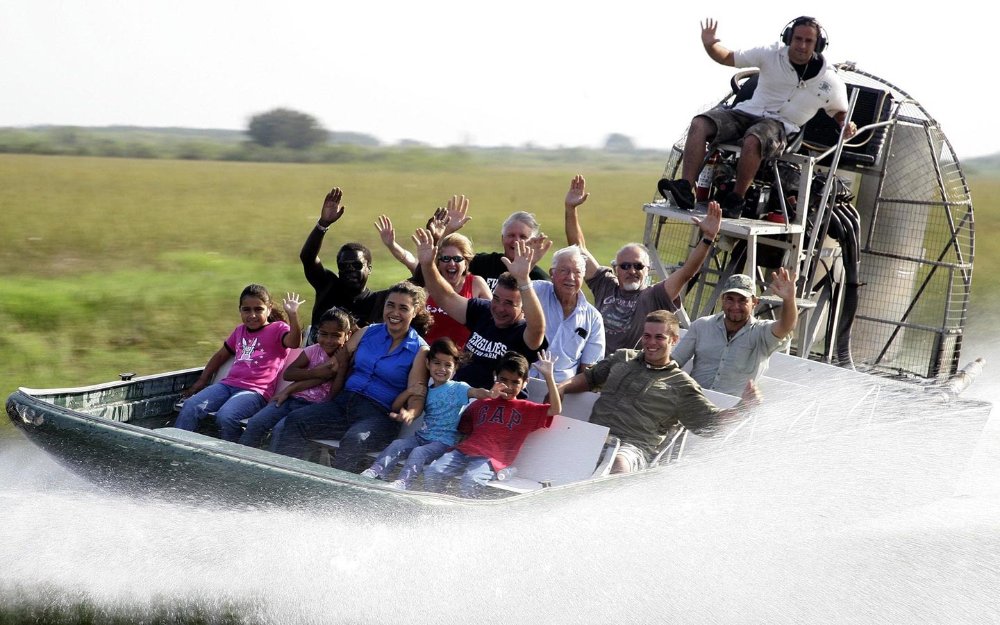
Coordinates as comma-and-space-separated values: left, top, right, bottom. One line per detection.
338, 260, 366, 271
437, 255, 465, 264
617, 262, 646, 271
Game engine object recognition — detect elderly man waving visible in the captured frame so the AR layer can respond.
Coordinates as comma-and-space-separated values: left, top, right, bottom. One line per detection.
529, 245, 605, 382
564, 175, 721, 355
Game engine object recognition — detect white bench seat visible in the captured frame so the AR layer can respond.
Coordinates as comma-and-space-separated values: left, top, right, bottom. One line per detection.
484, 413, 612, 493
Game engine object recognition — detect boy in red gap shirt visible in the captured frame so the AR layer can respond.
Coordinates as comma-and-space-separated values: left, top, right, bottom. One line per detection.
422, 350, 561, 497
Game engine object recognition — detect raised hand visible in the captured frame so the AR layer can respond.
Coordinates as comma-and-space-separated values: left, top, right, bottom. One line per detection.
283, 292, 305, 315
320, 187, 345, 225
426, 207, 448, 242
700, 18, 720, 48
373, 215, 396, 248
487, 381, 505, 399
500, 239, 534, 282
565, 175, 589, 208
411, 228, 438, 266
443, 194, 471, 235
532, 349, 556, 379
526, 233, 552, 265
768, 267, 797, 301
693, 200, 722, 239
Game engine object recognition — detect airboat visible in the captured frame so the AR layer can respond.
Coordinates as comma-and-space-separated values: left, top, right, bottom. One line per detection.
6, 64, 994, 510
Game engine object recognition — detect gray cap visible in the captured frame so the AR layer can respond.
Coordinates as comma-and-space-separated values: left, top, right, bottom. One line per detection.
722, 274, 756, 298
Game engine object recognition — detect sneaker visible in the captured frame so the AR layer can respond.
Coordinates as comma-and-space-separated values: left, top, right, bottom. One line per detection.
387, 480, 407, 490
360, 468, 380, 479
658, 178, 695, 211
721, 192, 746, 219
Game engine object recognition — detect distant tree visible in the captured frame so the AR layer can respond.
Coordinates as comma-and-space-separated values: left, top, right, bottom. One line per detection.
247, 108, 327, 150
329, 131, 381, 147
603, 133, 636, 152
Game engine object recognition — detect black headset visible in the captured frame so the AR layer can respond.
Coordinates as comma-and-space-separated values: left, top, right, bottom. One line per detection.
780, 16, 828, 54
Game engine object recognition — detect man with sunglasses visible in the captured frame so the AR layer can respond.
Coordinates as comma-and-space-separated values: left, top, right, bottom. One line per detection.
300, 187, 388, 340
564, 175, 721, 355
432, 197, 551, 291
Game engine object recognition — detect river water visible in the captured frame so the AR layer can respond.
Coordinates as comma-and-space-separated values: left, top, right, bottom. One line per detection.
3, 348, 1000, 624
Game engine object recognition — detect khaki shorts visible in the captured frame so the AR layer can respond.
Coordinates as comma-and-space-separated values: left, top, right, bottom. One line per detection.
614, 442, 651, 473
697, 108, 787, 160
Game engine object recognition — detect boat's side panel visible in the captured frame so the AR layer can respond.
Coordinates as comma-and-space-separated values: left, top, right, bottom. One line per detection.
5, 385, 466, 514
7, 367, 994, 515
20, 369, 201, 424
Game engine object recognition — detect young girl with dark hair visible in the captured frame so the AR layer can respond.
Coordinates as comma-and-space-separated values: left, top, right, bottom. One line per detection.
175, 285, 303, 441
239, 307, 354, 448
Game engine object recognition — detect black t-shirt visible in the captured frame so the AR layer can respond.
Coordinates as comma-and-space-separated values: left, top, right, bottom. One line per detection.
455, 298, 546, 389
469, 252, 549, 291
308, 269, 388, 330
790, 55, 824, 82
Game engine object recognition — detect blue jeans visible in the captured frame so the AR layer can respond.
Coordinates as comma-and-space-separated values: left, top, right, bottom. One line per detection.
368, 434, 450, 488
423, 450, 496, 497
174, 383, 266, 442
270, 391, 401, 472
239, 396, 313, 448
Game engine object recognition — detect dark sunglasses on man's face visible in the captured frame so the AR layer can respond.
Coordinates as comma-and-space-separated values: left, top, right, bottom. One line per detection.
338, 260, 366, 271
437, 255, 465, 264
617, 262, 646, 271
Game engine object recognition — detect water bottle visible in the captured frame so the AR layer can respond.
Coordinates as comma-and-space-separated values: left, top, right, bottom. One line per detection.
696, 151, 719, 202
495, 467, 518, 481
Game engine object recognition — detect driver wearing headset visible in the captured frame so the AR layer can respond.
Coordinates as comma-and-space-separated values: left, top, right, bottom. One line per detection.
659, 17, 857, 219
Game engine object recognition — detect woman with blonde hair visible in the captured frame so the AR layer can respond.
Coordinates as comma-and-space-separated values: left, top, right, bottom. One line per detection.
374, 216, 490, 349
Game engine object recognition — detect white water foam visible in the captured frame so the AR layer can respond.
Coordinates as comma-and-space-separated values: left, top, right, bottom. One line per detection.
2, 339, 999, 624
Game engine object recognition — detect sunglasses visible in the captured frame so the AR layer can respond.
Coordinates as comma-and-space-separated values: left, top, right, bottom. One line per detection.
437, 255, 465, 264
337, 261, 366, 271
617, 262, 646, 271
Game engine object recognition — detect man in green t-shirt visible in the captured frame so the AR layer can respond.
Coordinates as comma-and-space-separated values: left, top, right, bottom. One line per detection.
558, 310, 758, 473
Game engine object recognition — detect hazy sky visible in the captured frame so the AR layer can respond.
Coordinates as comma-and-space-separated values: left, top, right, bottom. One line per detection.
2, 1, 996, 158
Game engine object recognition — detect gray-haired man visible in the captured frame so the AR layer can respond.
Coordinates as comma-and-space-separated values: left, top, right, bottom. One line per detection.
530, 244, 605, 382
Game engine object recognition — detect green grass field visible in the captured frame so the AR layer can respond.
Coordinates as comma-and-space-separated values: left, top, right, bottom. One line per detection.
0, 153, 666, 402
1, 153, 997, 409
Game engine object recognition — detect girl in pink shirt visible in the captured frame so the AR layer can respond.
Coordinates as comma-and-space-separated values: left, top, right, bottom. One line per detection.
175, 284, 302, 441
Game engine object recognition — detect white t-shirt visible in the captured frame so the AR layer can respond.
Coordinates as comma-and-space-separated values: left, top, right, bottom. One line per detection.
733, 43, 849, 133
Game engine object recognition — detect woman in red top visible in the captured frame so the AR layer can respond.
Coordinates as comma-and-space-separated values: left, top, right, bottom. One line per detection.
375, 217, 490, 349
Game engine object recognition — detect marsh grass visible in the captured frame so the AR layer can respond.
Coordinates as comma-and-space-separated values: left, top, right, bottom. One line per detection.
969, 177, 1000, 299
0, 154, 658, 402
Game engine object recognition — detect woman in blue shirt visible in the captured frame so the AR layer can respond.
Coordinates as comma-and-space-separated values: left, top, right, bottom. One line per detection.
271, 281, 431, 471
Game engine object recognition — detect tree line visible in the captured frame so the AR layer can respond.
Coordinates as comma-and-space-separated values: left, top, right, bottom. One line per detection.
0, 107, 658, 165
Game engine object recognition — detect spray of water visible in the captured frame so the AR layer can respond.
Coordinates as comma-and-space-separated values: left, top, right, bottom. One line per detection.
2, 341, 998, 624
